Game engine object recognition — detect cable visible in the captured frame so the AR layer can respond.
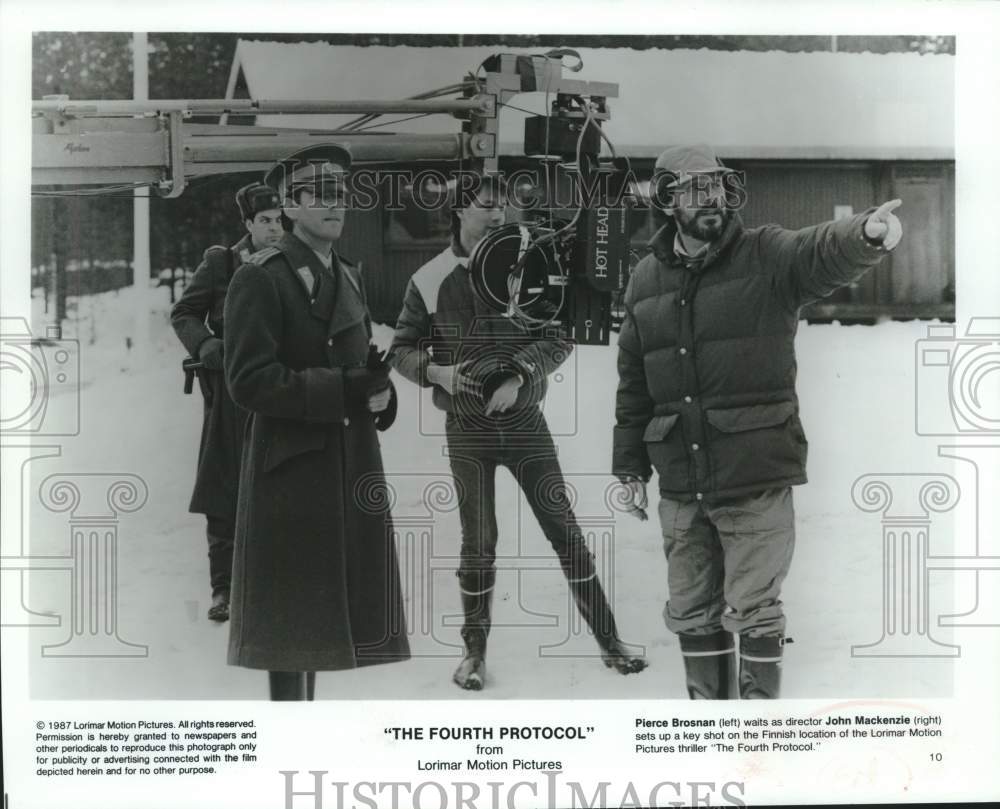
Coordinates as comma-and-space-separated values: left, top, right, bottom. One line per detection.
500, 77, 593, 334
351, 112, 437, 133
497, 100, 544, 117
337, 81, 477, 133
32, 168, 254, 198
32, 182, 157, 197
340, 82, 471, 130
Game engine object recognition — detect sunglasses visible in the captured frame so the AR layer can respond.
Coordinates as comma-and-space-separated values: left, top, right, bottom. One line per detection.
290, 181, 349, 206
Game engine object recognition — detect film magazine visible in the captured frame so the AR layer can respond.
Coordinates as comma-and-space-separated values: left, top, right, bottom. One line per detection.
2, 2, 999, 808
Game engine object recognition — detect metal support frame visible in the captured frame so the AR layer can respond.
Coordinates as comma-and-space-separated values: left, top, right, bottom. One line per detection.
31, 54, 619, 191
32, 96, 495, 118
471, 53, 618, 174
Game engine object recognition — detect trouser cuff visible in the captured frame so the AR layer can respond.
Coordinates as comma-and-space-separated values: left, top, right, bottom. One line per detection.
739, 634, 785, 662
679, 630, 736, 656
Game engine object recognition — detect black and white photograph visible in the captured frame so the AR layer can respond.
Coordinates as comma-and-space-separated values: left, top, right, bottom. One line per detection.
2, 2, 999, 807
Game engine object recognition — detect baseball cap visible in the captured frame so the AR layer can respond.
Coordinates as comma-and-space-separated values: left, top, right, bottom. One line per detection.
654, 144, 728, 182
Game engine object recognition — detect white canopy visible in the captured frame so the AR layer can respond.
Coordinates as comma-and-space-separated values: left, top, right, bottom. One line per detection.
227, 40, 954, 160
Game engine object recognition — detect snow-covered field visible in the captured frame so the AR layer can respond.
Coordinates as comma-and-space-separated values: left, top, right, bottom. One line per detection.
20, 287, 959, 699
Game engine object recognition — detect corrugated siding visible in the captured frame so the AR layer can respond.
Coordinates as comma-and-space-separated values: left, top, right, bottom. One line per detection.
349, 159, 955, 323
730, 161, 881, 306
338, 210, 442, 325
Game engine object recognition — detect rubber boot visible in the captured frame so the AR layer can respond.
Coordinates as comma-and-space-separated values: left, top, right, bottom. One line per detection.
739, 634, 784, 699
206, 531, 233, 622
268, 671, 307, 701
452, 583, 493, 691
678, 630, 738, 699
565, 564, 647, 675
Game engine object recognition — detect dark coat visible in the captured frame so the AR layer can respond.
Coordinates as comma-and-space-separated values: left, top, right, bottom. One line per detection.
613, 210, 893, 501
390, 245, 573, 421
223, 231, 409, 672
170, 234, 255, 521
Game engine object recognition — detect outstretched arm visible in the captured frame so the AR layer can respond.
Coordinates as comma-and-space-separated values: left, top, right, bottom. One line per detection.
768, 199, 903, 310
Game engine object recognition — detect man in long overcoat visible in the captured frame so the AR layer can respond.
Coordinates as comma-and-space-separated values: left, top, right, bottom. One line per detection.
171, 183, 283, 621
223, 145, 410, 700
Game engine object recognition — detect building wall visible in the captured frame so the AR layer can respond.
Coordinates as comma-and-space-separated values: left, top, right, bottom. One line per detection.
731, 160, 955, 318
350, 158, 955, 325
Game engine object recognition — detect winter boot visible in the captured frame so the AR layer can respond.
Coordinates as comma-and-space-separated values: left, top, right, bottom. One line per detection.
678, 630, 738, 699
268, 671, 307, 701
452, 581, 493, 691
207, 590, 230, 622
565, 563, 647, 675
739, 634, 785, 699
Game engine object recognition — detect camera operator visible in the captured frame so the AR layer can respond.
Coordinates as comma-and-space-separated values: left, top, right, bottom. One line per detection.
614, 144, 902, 699
223, 145, 410, 700
170, 182, 283, 622
391, 175, 647, 691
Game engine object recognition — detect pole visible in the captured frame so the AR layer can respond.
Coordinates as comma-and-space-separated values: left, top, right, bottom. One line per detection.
132, 32, 152, 355
32, 97, 491, 116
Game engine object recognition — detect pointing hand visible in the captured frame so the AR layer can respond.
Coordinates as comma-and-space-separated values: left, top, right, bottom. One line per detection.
863, 199, 903, 250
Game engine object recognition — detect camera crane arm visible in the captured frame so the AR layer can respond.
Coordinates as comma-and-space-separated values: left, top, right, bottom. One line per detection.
31, 50, 629, 345
32, 96, 497, 196
31, 51, 618, 197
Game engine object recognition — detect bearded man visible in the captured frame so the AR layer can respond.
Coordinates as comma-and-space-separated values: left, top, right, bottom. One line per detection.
614, 144, 902, 699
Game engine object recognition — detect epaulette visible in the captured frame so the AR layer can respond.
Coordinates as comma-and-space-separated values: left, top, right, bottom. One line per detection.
247, 246, 283, 265
202, 244, 228, 260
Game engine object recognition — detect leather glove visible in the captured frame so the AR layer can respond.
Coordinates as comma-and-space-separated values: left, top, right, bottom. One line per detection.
344, 366, 390, 415
197, 337, 224, 371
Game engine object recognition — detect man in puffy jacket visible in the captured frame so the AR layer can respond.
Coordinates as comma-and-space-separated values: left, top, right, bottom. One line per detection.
614, 144, 902, 699
392, 175, 647, 691
171, 182, 283, 621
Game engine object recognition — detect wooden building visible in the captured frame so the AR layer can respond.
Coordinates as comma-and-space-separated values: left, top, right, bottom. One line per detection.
226, 42, 955, 324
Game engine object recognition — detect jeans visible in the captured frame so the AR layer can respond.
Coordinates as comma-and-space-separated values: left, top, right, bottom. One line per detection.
444, 407, 594, 594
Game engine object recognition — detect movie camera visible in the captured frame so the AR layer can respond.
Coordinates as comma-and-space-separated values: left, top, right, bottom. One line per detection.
464, 54, 632, 345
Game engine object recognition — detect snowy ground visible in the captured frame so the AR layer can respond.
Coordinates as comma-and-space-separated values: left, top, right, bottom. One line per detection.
18, 287, 960, 699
